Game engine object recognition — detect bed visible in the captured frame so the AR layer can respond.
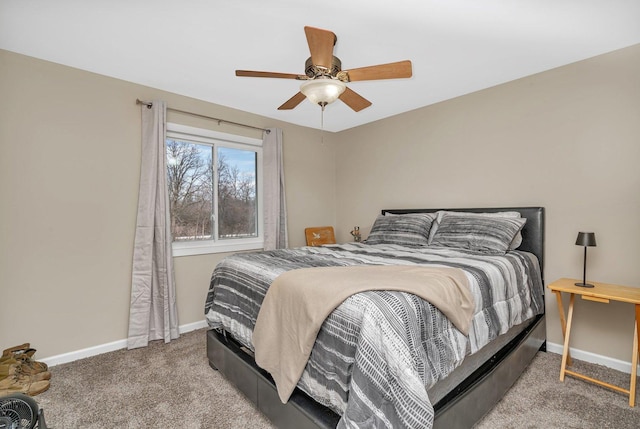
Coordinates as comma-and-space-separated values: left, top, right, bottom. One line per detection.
205, 207, 546, 428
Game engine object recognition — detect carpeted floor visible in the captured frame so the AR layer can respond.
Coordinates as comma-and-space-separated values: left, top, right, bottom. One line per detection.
33, 329, 639, 428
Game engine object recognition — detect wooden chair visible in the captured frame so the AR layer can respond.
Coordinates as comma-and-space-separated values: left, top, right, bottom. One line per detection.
304, 226, 336, 246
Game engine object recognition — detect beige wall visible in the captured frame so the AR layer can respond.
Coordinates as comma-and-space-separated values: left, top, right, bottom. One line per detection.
0, 49, 337, 358
2, 44, 639, 366
334, 44, 640, 363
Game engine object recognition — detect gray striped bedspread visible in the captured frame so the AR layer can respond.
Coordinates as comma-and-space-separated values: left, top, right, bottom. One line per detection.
204, 243, 544, 429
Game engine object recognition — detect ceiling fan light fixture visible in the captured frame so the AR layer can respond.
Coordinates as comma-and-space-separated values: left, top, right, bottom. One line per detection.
300, 79, 346, 106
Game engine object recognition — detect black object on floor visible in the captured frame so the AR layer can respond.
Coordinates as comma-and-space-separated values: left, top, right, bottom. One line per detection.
0, 393, 50, 429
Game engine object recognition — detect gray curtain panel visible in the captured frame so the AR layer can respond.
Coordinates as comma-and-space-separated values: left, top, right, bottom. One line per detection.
263, 128, 288, 250
127, 100, 179, 349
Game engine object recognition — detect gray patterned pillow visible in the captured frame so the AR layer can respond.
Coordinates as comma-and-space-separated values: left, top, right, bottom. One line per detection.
427, 210, 524, 250
430, 214, 526, 254
366, 213, 435, 247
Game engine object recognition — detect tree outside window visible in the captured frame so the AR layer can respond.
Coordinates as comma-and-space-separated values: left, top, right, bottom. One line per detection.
166, 139, 258, 243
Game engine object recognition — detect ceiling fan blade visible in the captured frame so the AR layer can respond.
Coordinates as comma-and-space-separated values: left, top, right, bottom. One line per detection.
339, 87, 372, 112
304, 26, 336, 71
236, 70, 303, 79
278, 92, 307, 110
344, 60, 413, 82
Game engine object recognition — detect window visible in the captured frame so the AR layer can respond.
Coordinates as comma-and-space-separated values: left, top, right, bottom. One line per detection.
166, 123, 263, 256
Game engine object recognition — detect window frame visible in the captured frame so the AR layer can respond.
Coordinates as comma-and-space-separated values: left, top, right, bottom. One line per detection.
166, 123, 264, 257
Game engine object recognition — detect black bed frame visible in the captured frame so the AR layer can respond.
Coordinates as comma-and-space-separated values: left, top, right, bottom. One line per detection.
207, 207, 546, 429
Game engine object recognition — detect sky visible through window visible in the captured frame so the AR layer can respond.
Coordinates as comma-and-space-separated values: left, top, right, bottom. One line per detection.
185, 145, 255, 177
219, 147, 256, 178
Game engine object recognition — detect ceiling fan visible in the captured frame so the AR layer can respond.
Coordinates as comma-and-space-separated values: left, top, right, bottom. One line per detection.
235, 26, 413, 112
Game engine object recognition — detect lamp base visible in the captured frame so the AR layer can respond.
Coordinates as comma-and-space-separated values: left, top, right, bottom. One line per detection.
575, 282, 595, 288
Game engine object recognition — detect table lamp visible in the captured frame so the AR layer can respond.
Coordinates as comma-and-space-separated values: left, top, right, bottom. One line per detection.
575, 232, 596, 288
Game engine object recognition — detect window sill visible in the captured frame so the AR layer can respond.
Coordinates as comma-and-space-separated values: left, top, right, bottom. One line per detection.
172, 238, 264, 257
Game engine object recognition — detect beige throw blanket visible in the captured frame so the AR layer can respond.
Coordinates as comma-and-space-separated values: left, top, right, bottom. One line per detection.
252, 265, 474, 403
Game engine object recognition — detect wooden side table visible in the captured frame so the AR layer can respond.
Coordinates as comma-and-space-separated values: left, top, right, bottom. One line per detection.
548, 277, 640, 406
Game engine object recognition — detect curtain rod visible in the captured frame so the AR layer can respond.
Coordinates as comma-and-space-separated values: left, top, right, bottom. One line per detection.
136, 99, 269, 134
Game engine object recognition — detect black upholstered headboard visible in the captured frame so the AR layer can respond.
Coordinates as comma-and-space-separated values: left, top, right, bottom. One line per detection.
381, 207, 545, 281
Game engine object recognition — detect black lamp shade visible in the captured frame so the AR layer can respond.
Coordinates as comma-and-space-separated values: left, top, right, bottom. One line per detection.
575, 232, 596, 247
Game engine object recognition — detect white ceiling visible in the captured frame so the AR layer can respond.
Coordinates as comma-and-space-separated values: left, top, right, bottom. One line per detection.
2, 0, 639, 132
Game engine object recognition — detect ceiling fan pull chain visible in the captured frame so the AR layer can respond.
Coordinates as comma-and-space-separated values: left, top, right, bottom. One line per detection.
320, 103, 325, 143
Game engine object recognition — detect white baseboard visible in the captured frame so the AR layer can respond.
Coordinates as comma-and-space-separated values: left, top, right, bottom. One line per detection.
42, 320, 209, 367
41, 325, 638, 375
546, 341, 639, 375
